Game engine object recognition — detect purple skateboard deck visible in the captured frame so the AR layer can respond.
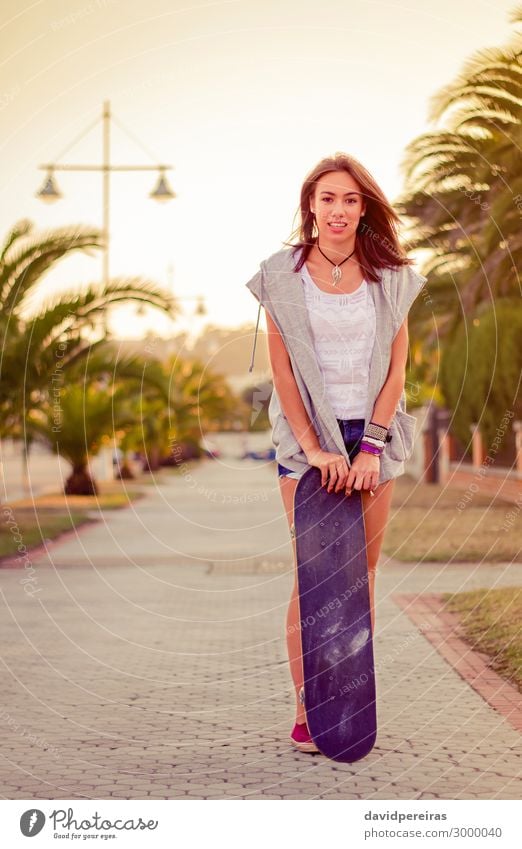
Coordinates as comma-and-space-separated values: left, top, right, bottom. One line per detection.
294, 465, 377, 762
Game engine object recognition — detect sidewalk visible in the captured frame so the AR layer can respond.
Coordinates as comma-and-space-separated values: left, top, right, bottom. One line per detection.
0, 458, 520, 799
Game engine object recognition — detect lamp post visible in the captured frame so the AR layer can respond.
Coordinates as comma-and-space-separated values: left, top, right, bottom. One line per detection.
36, 99, 175, 289
166, 262, 206, 318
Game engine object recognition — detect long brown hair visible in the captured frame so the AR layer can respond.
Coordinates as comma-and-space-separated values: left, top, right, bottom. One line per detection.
284, 152, 413, 282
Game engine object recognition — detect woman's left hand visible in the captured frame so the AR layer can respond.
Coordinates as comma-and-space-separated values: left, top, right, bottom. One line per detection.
329, 451, 380, 495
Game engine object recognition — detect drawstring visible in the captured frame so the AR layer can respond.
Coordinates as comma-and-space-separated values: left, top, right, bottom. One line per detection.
248, 301, 262, 372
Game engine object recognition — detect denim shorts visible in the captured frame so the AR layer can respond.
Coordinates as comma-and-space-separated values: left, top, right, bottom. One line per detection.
277, 418, 366, 479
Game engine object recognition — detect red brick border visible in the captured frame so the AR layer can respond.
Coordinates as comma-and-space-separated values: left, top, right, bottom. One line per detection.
393, 592, 522, 734
0, 518, 99, 569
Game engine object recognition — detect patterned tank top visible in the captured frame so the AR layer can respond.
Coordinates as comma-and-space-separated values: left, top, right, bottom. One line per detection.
301, 262, 376, 419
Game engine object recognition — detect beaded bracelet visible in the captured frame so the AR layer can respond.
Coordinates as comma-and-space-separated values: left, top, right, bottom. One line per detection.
360, 420, 393, 458
365, 420, 389, 442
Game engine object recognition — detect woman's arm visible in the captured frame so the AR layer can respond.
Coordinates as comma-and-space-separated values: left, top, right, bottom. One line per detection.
370, 318, 409, 428
343, 317, 410, 494
265, 311, 321, 456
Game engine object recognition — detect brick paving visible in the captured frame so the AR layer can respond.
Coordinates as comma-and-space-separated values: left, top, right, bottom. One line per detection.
394, 593, 522, 733
0, 458, 520, 799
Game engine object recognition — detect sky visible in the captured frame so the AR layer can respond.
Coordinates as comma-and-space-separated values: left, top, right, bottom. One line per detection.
0, 0, 518, 341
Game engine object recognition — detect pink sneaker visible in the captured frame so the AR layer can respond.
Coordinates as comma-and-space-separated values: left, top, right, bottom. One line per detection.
290, 721, 319, 753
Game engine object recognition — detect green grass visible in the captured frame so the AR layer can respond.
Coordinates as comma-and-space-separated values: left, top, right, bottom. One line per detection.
383, 475, 520, 563
0, 483, 144, 560
442, 587, 522, 692
0, 507, 90, 559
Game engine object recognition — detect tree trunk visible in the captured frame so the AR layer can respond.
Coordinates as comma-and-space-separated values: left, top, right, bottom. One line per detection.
65, 462, 99, 496
21, 437, 31, 496
142, 443, 161, 472
115, 452, 134, 480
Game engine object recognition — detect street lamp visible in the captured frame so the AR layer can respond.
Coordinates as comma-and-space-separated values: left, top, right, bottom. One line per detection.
35, 99, 175, 289
36, 168, 62, 202
166, 262, 206, 318
134, 263, 206, 322
150, 168, 175, 202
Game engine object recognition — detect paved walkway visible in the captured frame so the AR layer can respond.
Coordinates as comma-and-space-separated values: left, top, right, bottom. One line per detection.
0, 458, 520, 799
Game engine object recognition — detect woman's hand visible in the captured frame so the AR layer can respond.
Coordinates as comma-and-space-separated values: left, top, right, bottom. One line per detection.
304, 446, 350, 490
346, 452, 380, 494
305, 446, 380, 495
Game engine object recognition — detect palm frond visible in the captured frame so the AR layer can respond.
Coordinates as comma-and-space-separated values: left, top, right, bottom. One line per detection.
0, 222, 103, 310
508, 4, 522, 24
33, 276, 177, 320
428, 46, 522, 123
0, 219, 33, 264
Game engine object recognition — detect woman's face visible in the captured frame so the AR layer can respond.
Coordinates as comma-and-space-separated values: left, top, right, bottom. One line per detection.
310, 170, 366, 245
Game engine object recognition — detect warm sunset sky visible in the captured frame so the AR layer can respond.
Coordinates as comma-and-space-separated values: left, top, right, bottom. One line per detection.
0, 0, 517, 340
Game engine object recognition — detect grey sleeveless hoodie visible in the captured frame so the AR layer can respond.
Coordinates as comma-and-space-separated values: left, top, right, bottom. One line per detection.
245, 245, 427, 485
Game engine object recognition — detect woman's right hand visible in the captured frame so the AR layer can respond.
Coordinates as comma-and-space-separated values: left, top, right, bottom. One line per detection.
304, 446, 350, 491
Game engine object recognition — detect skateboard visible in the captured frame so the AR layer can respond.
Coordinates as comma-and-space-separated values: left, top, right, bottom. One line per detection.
293, 465, 377, 762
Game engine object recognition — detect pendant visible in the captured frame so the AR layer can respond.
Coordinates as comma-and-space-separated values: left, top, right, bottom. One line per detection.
332, 265, 342, 286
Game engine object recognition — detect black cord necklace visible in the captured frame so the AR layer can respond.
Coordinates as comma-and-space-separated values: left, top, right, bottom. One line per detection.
316, 240, 355, 286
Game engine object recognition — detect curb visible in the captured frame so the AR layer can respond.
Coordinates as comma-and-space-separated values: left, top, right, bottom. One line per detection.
393, 591, 522, 734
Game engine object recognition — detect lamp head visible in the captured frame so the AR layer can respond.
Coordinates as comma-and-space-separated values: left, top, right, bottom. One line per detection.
150, 169, 175, 202
36, 170, 62, 202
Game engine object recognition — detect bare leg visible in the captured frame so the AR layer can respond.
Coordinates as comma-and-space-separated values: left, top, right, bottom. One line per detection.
278, 475, 306, 723
360, 478, 395, 633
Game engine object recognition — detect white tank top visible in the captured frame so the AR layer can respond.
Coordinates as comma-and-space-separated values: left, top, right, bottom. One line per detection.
301, 262, 376, 419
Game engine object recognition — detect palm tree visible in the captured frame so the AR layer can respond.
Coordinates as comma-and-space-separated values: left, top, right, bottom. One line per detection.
28, 344, 180, 493
395, 6, 522, 452
161, 356, 237, 462
396, 5, 522, 343
30, 381, 138, 495
439, 298, 522, 449
0, 219, 177, 491
0, 220, 100, 435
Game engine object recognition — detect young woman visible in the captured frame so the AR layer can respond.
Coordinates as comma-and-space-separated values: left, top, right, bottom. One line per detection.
245, 152, 427, 754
